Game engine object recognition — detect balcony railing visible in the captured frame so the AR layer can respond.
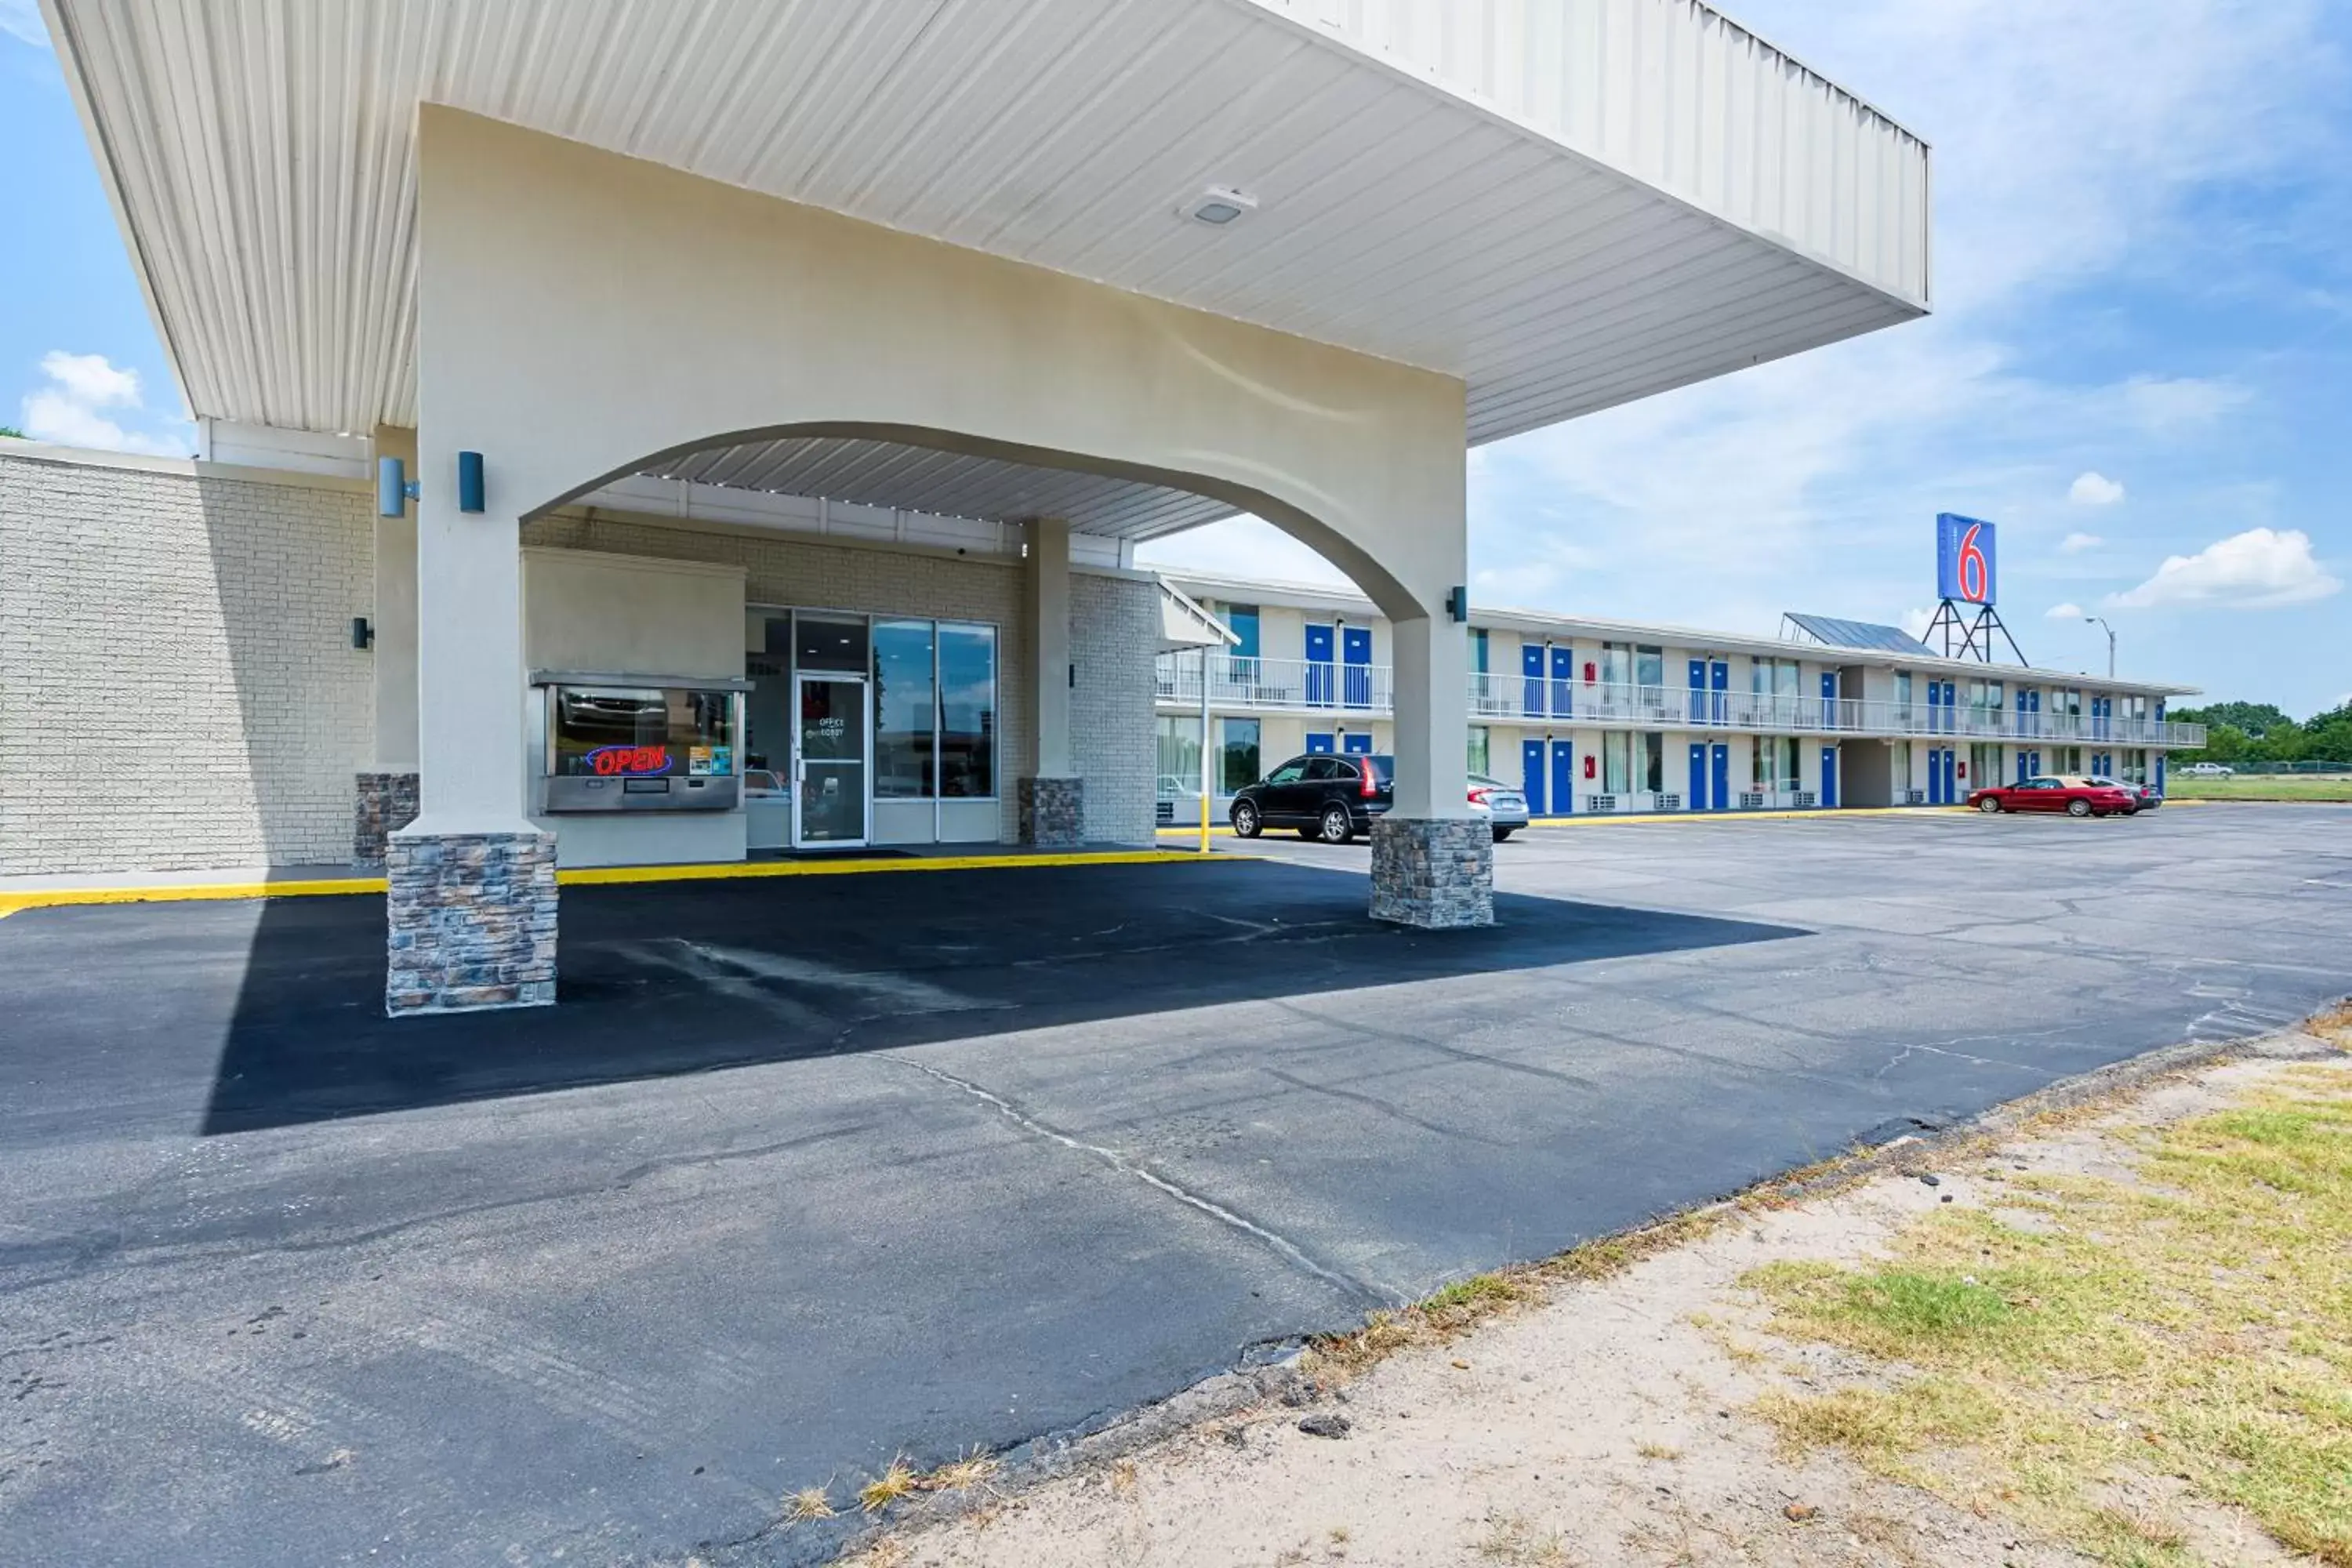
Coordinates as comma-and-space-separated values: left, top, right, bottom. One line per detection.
1157, 658, 2207, 749
1154, 653, 1392, 714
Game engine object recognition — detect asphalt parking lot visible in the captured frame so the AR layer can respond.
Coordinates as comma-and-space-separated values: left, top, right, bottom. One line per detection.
4, 804, 2348, 1566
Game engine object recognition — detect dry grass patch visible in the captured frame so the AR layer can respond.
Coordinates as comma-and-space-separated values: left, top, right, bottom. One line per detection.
859, 1457, 921, 1514
1747, 1063, 2352, 1566
923, 1450, 1000, 1494
785, 1483, 837, 1521
1476, 1512, 1575, 1565
1308, 1207, 1748, 1376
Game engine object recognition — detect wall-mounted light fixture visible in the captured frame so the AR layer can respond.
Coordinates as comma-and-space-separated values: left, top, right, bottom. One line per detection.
457, 451, 485, 514
352, 616, 375, 650
1182, 186, 1257, 227
1446, 586, 1469, 624
376, 456, 419, 518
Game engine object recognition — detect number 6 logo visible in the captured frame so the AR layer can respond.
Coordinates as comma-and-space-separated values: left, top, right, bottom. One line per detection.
1957, 522, 1989, 602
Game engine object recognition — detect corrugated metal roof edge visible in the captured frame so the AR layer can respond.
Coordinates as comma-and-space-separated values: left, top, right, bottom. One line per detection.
1154, 572, 2200, 696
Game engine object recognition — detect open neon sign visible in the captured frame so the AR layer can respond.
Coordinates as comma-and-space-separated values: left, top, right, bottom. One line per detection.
585, 743, 673, 777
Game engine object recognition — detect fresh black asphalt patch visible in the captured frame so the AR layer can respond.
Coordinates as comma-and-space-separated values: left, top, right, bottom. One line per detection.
2, 806, 2347, 1565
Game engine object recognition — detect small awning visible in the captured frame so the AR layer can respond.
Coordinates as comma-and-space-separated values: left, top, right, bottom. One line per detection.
1157, 579, 1237, 654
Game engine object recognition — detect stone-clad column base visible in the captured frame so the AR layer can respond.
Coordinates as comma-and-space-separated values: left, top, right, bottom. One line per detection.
385, 830, 558, 1016
352, 771, 421, 869
1369, 817, 1494, 929
1018, 776, 1085, 848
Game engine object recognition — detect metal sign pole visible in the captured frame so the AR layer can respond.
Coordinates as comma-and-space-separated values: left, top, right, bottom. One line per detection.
1198, 644, 1213, 855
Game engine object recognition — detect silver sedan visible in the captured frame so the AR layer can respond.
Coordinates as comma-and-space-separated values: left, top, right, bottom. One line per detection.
1469, 773, 1530, 840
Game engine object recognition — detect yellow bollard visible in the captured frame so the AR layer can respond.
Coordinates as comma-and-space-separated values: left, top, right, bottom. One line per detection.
1198, 793, 1211, 854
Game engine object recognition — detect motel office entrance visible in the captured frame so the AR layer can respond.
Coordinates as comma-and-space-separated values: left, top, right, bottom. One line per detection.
742, 608, 1004, 851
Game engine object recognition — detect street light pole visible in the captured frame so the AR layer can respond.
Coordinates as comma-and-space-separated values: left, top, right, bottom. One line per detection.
2083, 615, 2115, 679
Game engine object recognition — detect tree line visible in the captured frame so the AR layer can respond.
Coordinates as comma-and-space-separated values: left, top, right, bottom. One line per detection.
2172, 700, 2352, 766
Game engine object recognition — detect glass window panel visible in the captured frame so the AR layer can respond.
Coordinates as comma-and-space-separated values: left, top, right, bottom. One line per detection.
872, 619, 935, 799
1603, 731, 1631, 793
1467, 725, 1490, 778
1642, 731, 1664, 793
550, 687, 736, 778
747, 613, 792, 771
1636, 645, 1664, 689
1224, 604, 1260, 659
938, 622, 997, 798
1219, 718, 1261, 793
1157, 715, 1202, 800
795, 613, 868, 673
1469, 628, 1490, 674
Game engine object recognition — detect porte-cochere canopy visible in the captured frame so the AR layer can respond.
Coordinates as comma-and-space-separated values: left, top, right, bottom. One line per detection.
50, 0, 1929, 549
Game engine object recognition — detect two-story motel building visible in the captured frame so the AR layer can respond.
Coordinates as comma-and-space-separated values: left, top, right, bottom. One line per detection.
1153, 573, 2204, 820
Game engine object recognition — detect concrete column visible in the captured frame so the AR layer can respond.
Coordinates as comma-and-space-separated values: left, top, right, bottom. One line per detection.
1018, 518, 1083, 845
1026, 518, 1074, 776
382, 435, 557, 1015
1388, 612, 1470, 820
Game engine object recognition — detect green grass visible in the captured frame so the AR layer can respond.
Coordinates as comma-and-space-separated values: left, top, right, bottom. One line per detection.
2165, 775, 2352, 801
1745, 1062, 2352, 1566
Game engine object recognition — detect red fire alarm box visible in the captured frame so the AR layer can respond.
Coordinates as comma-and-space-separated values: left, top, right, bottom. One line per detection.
1958, 760, 1969, 779
1584, 660, 1597, 684
1584, 754, 1597, 779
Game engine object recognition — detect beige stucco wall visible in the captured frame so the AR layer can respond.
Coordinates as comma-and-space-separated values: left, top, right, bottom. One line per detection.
0, 448, 373, 874
521, 547, 746, 681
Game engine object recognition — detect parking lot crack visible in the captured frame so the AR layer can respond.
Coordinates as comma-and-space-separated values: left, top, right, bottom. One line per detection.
889, 1057, 1381, 1306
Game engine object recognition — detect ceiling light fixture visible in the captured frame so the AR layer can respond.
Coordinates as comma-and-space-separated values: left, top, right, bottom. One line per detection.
1183, 186, 1258, 227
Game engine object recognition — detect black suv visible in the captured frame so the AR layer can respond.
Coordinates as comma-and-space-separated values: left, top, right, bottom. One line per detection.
1231, 753, 1394, 843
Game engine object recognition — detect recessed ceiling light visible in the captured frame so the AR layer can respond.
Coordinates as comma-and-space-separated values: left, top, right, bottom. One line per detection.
1183, 186, 1258, 227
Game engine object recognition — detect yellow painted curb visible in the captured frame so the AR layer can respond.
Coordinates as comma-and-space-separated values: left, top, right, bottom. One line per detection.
557, 849, 1223, 886
0, 848, 1230, 918
0, 877, 385, 920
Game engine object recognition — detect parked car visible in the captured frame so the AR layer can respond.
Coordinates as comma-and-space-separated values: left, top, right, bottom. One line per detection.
1968, 775, 2138, 818
1231, 753, 1393, 842
2181, 762, 2234, 776
1470, 772, 1530, 840
2086, 776, 2163, 812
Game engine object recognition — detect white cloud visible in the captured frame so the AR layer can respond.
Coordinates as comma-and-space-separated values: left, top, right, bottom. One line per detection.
2060, 532, 2104, 554
1900, 607, 1934, 641
2108, 528, 2341, 609
0, 0, 49, 49
2067, 472, 2125, 506
38, 350, 140, 408
2045, 601, 2086, 620
18, 351, 191, 457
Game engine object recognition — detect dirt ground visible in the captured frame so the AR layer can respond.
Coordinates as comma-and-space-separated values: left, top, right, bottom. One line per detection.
839, 1031, 2347, 1568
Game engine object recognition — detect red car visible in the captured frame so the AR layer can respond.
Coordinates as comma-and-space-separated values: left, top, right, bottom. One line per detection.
1968, 775, 2137, 818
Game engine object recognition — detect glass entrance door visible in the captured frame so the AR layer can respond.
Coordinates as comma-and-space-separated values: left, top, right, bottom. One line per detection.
794, 675, 868, 847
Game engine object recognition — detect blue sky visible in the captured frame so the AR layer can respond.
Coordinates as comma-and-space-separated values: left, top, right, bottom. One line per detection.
4, 2, 2347, 712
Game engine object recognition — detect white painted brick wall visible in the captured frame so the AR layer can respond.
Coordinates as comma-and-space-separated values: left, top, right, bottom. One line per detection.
1070, 572, 1159, 845
0, 451, 374, 873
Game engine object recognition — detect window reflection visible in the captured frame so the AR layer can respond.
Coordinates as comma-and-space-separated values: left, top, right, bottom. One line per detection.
938, 622, 996, 799
873, 619, 936, 798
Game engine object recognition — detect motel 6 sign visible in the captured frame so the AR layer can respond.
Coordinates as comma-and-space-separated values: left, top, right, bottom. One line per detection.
1936, 513, 1998, 606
